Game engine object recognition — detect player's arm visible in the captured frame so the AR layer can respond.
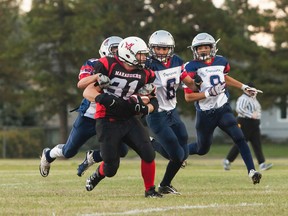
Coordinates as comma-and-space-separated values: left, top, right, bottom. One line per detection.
225, 75, 243, 89
83, 82, 102, 102
77, 74, 101, 89
184, 91, 206, 102
225, 75, 263, 95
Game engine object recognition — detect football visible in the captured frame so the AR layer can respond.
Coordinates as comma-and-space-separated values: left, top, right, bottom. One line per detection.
129, 95, 150, 105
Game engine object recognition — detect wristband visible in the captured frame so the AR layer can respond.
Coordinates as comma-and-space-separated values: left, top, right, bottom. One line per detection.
204, 90, 210, 98
241, 84, 248, 90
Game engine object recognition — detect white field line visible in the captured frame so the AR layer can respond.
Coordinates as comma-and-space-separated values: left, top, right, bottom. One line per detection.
79, 203, 263, 216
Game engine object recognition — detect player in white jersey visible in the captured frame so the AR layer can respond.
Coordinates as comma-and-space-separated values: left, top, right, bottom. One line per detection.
145, 30, 197, 194
39, 36, 128, 177
183, 32, 262, 184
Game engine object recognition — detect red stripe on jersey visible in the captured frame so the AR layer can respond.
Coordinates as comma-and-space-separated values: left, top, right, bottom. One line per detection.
78, 73, 90, 80
99, 57, 110, 71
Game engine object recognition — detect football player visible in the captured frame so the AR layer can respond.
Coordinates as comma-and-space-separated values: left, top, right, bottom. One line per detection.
39, 36, 128, 177
184, 32, 262, 184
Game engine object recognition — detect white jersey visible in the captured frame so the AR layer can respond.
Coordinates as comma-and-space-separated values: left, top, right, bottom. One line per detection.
146, 55, 186, 112
184, 55, 230, 111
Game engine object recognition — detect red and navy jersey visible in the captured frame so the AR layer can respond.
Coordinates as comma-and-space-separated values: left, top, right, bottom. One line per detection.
94, 56, 155, 118
78, 58, 99, 80
78, 58, 99, 119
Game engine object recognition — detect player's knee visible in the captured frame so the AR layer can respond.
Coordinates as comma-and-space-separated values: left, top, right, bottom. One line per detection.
119, 145, 129, 158
104, 161, 120, 177
62, 148, 77, 159
197, 148, 209, 155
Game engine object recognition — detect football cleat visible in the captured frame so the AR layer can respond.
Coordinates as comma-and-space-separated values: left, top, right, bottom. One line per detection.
86, 167, 104, 191
259, 163, 273, 171
249, 169, 262, 184
39, 148, 51, 177
77, 150, 95, 177
223, 159, 231, 171
158, 185, 180, 195
145, 186, 163, 198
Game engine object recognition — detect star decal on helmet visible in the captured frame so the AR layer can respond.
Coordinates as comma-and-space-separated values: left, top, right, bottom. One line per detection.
125, 42, 134, 50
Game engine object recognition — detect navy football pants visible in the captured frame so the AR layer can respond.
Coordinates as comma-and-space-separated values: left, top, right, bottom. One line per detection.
188, 103, 255, 172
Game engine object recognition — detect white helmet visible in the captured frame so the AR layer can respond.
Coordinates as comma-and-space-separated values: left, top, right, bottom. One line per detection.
117, 36, 149, 68
148, 30, 175, 62
99, 36, 123, 58
188, 33, 219, 60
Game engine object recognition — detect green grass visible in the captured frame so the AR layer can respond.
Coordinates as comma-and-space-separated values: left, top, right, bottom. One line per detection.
1, 153, 288, 216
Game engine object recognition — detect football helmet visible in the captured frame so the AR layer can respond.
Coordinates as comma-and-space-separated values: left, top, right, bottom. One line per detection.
148, 30, 175, 62
99, 36, 123, 58
117, 36, 149, 68
188, 33, 219, 60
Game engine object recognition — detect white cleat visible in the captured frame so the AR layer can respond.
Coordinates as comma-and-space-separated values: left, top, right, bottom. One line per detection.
39, 148, 51, 177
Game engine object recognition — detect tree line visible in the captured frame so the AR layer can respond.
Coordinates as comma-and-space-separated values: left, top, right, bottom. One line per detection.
0, 0, 287, 143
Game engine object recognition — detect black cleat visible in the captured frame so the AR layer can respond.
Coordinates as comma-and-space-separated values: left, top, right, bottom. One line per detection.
145, 186, 163, 198
86, 167, 104, 191
158, 185, 180, 195
249, 169, 262, 184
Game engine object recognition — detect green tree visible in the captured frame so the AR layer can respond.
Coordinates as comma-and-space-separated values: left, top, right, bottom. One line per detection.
0, 0, 37, 126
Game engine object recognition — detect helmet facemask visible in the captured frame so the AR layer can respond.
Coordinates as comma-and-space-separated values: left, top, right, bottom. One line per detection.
188, 33, 220, 61
150, 45, 174, 63
148, 30, 175, 63
99, 36, 123, 58
193, 44, 216, 61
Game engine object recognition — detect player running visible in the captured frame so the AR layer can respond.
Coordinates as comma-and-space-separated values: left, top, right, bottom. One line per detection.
39, 36, 128, 177
83, 36, 162, 198
145, 30, 197, 194
184, 32, 262, 184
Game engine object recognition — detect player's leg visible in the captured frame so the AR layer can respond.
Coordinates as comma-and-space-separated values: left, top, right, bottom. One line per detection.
219, 105, 261, 184
39, 114, 96, 177
77, 142, 129, 177
223, 145, 239, 170
125, 117, 162, 198
146, 110, 187, 194
188, 110, 215, 155
86, 118, 122, 191
248, 121, 272, 170
223, 118, 250, 171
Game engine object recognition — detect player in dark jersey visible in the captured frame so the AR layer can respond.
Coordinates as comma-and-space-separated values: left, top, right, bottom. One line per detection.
183, 32, 262, 184
39, 36, 128, 177
83, 36, 162, 198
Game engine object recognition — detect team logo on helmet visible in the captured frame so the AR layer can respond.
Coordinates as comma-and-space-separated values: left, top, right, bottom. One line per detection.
125, 42, 134, 50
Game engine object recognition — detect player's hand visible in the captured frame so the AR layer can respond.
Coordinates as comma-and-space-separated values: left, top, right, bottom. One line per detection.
241, 84, 263, 97
94, 73, 110, 89
138, 83, 156, 96
95, 93, 118, 108
128, 95, 149, 115
194, 74, 203, 90
205, 82, 226, 97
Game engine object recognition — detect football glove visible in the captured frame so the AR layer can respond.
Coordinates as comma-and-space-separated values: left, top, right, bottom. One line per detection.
95, 93, 118, 108
94, 73, 110, 89
128, 95, 149, 115
138, 83, 156, 96
241, 84, 263, 97
205, 82, 226, 98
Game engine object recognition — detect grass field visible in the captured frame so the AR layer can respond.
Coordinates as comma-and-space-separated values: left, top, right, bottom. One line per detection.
1, 144, 288, 216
